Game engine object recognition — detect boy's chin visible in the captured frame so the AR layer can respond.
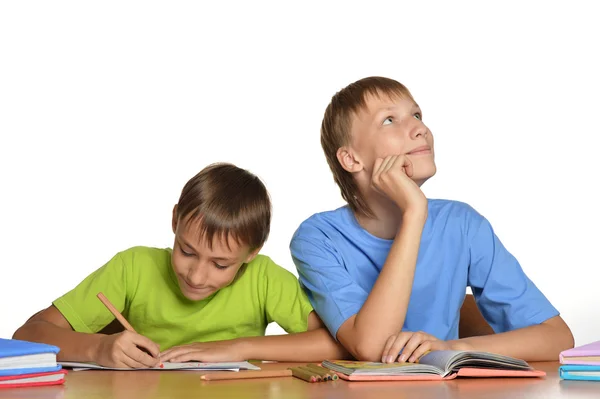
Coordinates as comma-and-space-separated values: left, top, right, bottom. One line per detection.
178, 285, 216, 301
413, 168, 436, 186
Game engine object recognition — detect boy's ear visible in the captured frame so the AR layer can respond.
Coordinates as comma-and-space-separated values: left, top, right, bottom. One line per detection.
172, 205, 178, 234
244, 246, 263, 263
336, 146, 364, 173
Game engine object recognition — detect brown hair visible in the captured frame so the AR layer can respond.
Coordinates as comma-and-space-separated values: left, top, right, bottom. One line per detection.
321, 76, 415, 217
176, 163, 271, 250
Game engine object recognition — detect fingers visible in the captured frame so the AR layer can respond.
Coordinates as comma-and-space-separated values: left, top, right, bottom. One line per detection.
120, 353, 151, 369
381, 155, 397, 174
160, 347, 186, 362
131, 334, 161, 358
124, 333, 161, 367
169, 352, 198, 363
399, 331, 433, 363
401, 156, 414, 177
409, 340, 434, 363
382, 332, 412, 363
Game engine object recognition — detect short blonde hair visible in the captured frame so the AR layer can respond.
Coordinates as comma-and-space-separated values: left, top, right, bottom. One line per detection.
320, 76, 415, 217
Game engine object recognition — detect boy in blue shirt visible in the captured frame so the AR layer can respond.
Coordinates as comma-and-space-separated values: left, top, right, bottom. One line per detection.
290, 76, 574, 363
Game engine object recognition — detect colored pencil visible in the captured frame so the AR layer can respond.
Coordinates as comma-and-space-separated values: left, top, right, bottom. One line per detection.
298, 367, 323, 382
306, 364, 337, 380
96, 292, 160, 362
289, 367, 319, 383
97, 292, 136, 332
200, 369, 292, 381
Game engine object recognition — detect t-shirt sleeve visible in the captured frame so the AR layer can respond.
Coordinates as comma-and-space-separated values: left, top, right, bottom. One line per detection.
259, 257, 314, 334
53, 251, 128, 333
290, 231, 369, 339
467, 211, 559, 332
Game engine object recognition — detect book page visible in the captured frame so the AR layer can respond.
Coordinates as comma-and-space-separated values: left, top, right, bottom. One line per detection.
419, 350, 465, 373
419, 351, 531, 376
59, 361, 260, 371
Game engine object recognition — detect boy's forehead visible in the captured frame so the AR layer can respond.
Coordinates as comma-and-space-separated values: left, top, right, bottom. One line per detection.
352, 93, 415, 124
361, 92, 414, 114
179, 217, 249, 255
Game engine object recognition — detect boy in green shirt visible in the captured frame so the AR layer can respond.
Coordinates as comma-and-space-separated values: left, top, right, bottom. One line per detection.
13, 163, 347, 368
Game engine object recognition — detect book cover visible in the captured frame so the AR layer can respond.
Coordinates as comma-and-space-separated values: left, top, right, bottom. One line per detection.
559, 364, 600, 381
0, 370, 67, 389
560, 341, 600, 365
0, 339, 61, 377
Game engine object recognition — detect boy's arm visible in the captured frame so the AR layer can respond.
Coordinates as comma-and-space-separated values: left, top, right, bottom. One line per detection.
292, 156, 428, 362
336, 212, 425, 361
160, 312, 350, 362
13, 305, 160, 367
461, 210, 574, 360
237, 312, 350, 361
13, 305, 103, 362
450, 315, 573, 361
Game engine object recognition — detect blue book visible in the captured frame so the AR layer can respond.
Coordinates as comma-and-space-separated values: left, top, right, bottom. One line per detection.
0, 338, 61, 376
559, 365, 600, 381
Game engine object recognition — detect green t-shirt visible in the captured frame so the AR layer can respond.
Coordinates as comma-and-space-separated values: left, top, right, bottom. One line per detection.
53, 246, 313, 351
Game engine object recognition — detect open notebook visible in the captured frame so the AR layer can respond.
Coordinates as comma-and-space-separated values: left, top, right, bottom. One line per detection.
60, 360, 260, 371
322, 350, 546, 381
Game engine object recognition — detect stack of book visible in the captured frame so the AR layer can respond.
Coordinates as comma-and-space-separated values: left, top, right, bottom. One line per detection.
559, 341, 600, 381
0, 338, 66, 389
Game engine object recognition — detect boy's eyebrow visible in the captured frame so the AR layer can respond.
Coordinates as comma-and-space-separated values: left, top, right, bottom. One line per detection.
179, 237, 199, 253
179, 237, 237, 262
211, 256, 237, 262
372, 103, 421, 119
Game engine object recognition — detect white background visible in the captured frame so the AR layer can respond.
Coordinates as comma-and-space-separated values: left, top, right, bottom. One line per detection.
1, 1, 598, 347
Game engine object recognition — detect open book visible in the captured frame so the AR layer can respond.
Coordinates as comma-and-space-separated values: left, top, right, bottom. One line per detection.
322, 350, 546, 381
59, 360, 260, 372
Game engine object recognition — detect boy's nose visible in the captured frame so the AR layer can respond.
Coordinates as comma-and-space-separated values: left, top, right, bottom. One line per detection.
410, 124, 427, 139
187, 265, 209, 287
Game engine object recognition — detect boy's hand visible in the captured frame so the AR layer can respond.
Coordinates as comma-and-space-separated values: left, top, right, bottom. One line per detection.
95, 330, 161, 368
371, 155, 427, 218
380, 331, 453, 363
160, 340, 246, 363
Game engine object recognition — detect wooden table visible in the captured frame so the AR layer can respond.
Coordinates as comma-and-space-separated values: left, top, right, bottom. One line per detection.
1, 362, 598, 398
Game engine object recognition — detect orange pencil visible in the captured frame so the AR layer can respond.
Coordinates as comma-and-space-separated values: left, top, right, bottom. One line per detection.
96, 292, 160, 363
201, 369, 292, 381
97, 292, 136, 332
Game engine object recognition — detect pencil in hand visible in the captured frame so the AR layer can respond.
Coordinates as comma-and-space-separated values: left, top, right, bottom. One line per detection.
96, 292, 161, 365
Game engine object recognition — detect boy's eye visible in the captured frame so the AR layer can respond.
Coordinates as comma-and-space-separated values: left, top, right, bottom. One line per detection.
414, 112, 422, 121
214, 262, 230, 270
382, 117, 393, 125
180, 247, 194, 257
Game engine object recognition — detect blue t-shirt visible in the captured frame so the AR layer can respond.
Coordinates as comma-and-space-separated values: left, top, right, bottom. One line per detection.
290, 199, 558, 340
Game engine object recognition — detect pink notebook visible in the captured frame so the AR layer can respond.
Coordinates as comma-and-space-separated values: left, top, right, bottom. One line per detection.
560, 340, 600, 365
